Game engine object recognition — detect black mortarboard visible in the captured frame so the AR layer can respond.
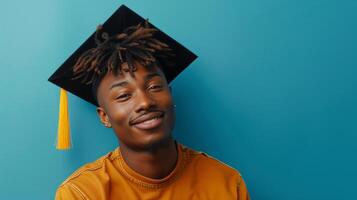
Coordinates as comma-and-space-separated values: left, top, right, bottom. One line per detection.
48, 5, 197, 150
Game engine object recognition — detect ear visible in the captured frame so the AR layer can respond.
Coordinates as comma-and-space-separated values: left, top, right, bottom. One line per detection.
96, 107, 112, 128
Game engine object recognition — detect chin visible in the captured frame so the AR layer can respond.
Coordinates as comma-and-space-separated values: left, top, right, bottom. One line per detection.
116, 118, 175, 151
130, 128, 173, 151
141, 130, 172, 147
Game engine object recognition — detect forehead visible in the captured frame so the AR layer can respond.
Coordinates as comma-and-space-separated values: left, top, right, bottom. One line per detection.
100, 63, 166, 88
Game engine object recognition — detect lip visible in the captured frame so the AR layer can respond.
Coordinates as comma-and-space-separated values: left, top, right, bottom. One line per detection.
130, 111, 165, 130
132, 117, 164, 130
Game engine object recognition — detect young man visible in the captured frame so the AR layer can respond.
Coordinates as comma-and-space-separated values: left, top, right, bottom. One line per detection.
50, 5, 250, 200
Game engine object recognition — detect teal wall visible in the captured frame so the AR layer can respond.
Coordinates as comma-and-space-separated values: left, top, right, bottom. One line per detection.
1, 0, 356, 199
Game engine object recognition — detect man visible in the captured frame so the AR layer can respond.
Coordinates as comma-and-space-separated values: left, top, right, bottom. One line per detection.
50, 5, 250, 200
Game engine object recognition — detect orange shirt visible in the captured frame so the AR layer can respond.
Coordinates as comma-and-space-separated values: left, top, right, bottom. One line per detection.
55, 143, 250, 200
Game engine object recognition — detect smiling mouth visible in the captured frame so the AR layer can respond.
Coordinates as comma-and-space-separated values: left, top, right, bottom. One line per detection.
130, 112, 164, 130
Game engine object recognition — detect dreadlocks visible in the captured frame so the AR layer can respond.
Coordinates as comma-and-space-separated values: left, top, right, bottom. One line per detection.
72, 20, 173, 86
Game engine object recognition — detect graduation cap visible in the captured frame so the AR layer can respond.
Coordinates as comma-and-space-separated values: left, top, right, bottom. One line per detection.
48, 5, 197, 150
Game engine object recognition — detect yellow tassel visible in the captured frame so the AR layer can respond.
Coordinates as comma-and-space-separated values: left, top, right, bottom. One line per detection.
56, 88, 71, 150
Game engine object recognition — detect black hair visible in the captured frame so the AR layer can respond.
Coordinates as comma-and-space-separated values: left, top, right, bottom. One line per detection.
72, 20, 173, 102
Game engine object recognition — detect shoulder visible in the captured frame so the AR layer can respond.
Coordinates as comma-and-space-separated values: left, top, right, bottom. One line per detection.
181, 144, 244, 185
60, 148, 119, 185
56, 148, 119, 199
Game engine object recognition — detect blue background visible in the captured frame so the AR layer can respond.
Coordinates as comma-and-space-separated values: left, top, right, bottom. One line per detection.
0, 0, 356, 199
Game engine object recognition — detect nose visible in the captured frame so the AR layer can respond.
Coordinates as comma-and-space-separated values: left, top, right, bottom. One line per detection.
134, 90, 156, 113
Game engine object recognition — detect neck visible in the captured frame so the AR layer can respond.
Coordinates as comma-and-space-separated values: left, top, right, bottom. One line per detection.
119, 139, 178, 179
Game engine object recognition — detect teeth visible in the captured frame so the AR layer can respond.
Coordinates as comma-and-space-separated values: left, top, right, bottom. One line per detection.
133, 115, 162, 125
142, 117, 158, 124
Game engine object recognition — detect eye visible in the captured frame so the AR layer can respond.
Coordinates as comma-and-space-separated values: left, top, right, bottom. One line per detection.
148, 84, 163, 91
116, 93, 131, 101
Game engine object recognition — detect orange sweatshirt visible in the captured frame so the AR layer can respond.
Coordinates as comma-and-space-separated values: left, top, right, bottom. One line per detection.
55, 143, 250, 200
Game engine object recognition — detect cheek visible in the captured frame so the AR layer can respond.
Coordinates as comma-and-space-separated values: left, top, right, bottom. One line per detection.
156, 93, 175, 121
155, 91, 174, 107
107, 103, 133, 126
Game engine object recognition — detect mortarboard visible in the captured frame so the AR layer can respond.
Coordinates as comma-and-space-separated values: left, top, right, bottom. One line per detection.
48, 5, 197, 150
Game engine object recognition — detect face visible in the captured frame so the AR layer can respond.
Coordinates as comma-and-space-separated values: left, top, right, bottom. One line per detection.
96, 62, 175, 151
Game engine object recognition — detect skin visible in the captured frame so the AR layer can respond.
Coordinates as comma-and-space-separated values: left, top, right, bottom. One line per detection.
96, 62, 178, 179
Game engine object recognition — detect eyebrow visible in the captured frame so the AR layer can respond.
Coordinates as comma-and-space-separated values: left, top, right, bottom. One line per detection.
144, 73, 162, 82
109, 81, 129, 90
109, 73, 162, 90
